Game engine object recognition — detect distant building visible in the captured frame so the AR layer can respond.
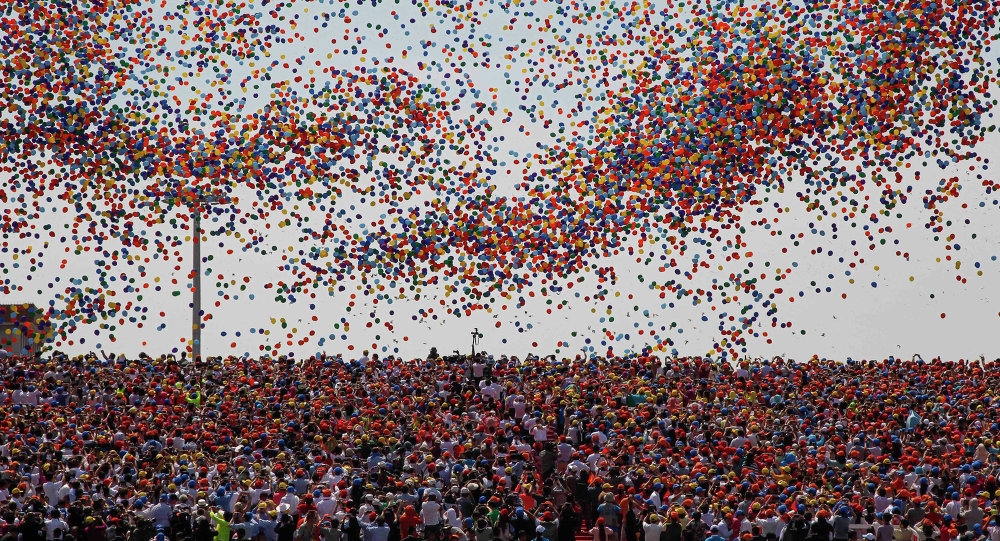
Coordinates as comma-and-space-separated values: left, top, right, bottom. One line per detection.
0, 304, 47, 357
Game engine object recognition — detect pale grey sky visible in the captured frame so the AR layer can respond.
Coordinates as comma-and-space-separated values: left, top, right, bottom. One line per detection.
2, 0, 999, 361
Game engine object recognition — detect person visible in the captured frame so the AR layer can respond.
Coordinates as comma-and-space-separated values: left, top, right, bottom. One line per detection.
706, 525, 728, 541
539, 511, 559, 541
398, 507, 421, 539
320, 518, 340, 541
511, 508, 536, 540
811, 512, 833, 541
143, 495, 173, 531
1, 352, 1000, 541
623, 503, 641, 541
685, 513, 708, 541
45, 510, 68, 541
365, 515, 390, 541
195, 507, 218, 541
557, 502, 580, 541
662, 513, 684, 541
597, 495, 621, 536
832, 509, 851, 541
211, 509, 233, 541
276, 514, 297, 541
760, 511, 783, 541
83, 516, 106, 541
19, 512, 46, 541
344, 512, 364, 541
875, 517, 895, 541
642, 514, 664, 541
295, 511, 320, 541
421, 494, 444, 540
258, 511, 280, 541
173, 506, 195, 541
591, 518, 617, 541
893, 520, 916, 541
963, 500, 984, 530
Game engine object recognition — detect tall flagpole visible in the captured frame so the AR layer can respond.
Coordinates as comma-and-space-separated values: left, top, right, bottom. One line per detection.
192, 203, 203, 364
190, 194, 221, 363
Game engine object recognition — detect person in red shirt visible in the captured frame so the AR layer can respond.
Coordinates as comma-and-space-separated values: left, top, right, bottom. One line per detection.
923, 503, 942, 526
939, 517, 957, 541
399, 505, 422, 538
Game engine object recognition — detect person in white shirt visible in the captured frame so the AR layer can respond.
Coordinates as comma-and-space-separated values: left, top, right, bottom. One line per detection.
590, 517, 616, 541
479, 380, 501, 402
280, 487, 300, 510
643, 515, 665, 541
43, 473, 64, 506
586, 451, 603, 471
730, 430, 747, 449
444, 507, 463, 529
590, 431, 609, 446
421, 494, 443, 537
316, 492, 337, 517
57, 483, 74, 504
761, 510, 785, 539
567, 456, 591, 476
142, 494, 173, 530
365, 516, 391, 541
945, 496, 963, 520
557, 439, 574, 462
513, 396, 527, 419
715, 519, 731, 539
986, 521, 1000, 541
45, 510, 68, 541
440, 436, 458, 457
874, 489, 893, 514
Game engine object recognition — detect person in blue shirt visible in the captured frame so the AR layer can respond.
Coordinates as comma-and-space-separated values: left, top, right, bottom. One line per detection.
364, 516, 390, 541
232, 512, 262, 541
706, 525, 728, 541
596, 496, 621, 534
214, 486, 236, 514
255, 510, 280, 541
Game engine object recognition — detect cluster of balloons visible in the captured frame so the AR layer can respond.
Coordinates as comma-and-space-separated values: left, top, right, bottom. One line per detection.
0, 0, 997, 356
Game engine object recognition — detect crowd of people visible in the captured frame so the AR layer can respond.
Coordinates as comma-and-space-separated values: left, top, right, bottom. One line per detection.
1, 350, 999, 541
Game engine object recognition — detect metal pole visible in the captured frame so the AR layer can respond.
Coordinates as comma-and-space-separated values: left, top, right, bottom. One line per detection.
192, 204, 202, 364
